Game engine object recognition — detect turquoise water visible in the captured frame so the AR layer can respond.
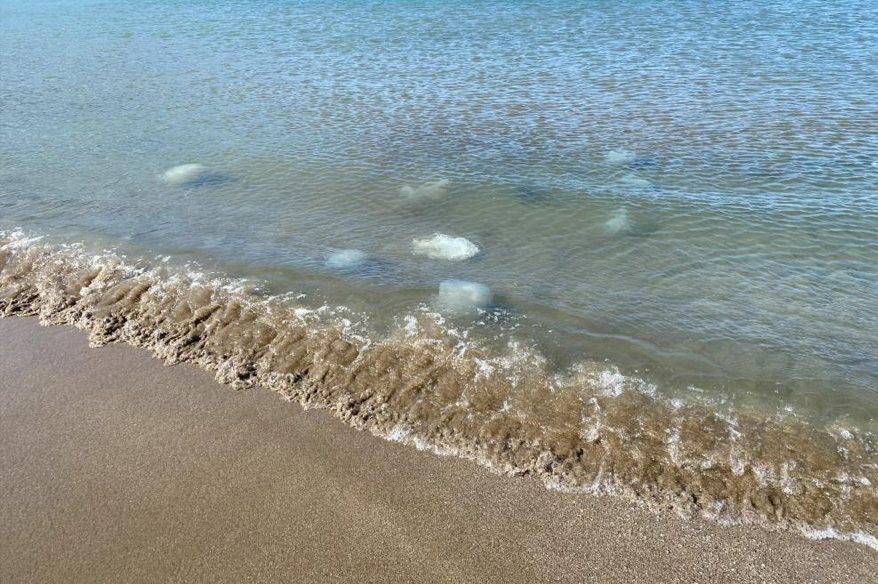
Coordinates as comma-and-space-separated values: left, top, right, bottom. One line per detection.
2, 1, 877, 423
4, 0, 878, 540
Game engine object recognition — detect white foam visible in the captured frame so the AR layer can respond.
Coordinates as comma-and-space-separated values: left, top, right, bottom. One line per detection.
160, 164, 208, 186
385, 425, 411, 443
382, 424, 462, 457
325, 249, 367, 269
604, 208, 630, 234
800, 525, 878, 551
666, 427, 682, 465
604, 150, 636, 165
0, 230, 44, 250
780, 461, 797, 495
403, 315, 419, 337
597, 369, 627, 397
400, 179, 450, 201
436, 280, 492, 313
473, 357, 496, 380
729, 448, 747, 476
412, 234, 479, 260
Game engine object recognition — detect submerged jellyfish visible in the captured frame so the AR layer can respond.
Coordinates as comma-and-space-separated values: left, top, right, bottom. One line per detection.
604, 208, 630, 235
325, 249, 368, 269
604, 150, 637, 165
619, 173, 652, 188
412, 234, 480, 260
161, 164, 206, 185
513, 185, 556, 205
400, 179, 450, 201
160, 164, 235, 188
436, 280, 492, 313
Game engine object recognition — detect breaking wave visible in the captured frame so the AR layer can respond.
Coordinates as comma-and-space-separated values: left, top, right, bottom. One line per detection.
1, 231, 875, 549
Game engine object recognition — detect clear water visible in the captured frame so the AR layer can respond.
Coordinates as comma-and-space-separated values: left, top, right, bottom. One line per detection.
2, 0, 877, 425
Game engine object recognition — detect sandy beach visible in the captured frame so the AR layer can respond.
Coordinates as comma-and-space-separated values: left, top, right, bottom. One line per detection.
4, 0, 878, 580
0, 317, 873, 583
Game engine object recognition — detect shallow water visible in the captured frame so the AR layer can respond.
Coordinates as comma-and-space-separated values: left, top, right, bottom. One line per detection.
2, 0, 877, 540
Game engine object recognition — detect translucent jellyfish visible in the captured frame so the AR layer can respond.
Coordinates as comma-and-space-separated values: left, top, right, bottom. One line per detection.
436, 280, 492, 313
412, 234, 479, 260
604, 208, 630, 234
400, 179, 450, 201
326, 249, 368, 269
160, 164, 234, 187
604, 150, 637, 165
161, 164, 208, 185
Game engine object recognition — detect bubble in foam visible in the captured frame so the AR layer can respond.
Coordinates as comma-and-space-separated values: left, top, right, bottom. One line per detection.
325, 249, 367, 269
400, 179, 450, 201
604, 150, 637, 165
604, 208, 629, 235
412, 234, 479, 261
436, 280, 492, 313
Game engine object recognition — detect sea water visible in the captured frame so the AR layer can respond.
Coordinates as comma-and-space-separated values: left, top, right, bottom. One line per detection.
1, 0, 877, 543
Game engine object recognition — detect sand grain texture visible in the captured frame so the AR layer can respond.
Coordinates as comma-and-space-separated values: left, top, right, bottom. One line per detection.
0, 317, 874, 584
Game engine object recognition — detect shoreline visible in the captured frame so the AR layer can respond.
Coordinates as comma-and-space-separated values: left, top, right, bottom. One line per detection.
1, 316, 875, 583
3, 235, 876, 540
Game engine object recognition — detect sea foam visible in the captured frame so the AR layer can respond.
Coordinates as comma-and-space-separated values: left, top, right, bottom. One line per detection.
412, 234, 479, 260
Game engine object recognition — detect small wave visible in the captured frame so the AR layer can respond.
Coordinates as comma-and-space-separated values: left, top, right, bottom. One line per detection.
1, 230, 876, 548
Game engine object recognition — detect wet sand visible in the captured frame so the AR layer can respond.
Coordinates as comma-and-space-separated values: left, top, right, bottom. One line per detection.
1, 317, 874, 584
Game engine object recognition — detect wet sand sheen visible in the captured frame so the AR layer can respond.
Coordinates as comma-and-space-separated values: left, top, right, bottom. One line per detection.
1, 317, 876, 584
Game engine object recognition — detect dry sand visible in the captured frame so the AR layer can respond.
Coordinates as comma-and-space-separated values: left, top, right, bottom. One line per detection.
1, 317, 874, 584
